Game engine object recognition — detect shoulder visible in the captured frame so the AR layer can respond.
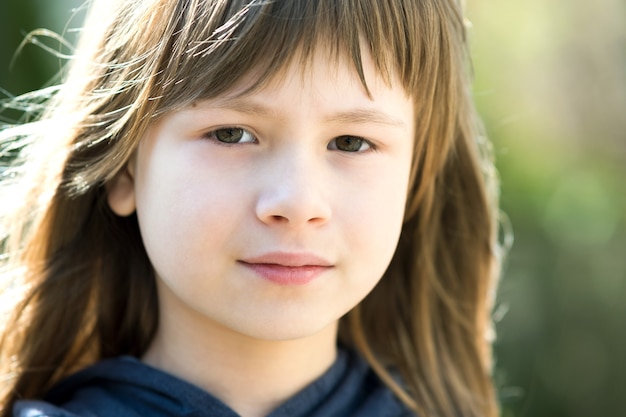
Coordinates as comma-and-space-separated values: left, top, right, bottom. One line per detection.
347, 363, 416, 417
12, 400, 82, 417
345, 350, 417, 417
11, 356, 213, 417
271, 347, 417, 417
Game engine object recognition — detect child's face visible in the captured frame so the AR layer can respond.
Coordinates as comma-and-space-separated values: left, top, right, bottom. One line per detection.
109, 47, 415, 341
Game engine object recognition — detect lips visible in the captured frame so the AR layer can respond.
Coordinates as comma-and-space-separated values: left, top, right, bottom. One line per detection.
239, 252, 333, 285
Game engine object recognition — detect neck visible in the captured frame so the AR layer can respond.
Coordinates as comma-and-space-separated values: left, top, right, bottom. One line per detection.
142, 290, 338, 417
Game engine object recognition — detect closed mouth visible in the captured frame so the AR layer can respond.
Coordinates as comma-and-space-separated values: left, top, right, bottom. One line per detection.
238, 252, 333, 285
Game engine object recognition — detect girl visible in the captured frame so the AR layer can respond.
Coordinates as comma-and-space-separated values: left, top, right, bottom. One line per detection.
0, 0, 502, 416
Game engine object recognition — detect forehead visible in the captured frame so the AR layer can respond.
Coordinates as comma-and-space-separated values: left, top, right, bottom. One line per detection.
203, 42, 409, 107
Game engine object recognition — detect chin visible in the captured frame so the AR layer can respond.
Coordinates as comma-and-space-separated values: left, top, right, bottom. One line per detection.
231, 317, 339, 343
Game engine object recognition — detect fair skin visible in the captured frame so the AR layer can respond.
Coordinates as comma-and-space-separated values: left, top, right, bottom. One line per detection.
108, 46, 415, 417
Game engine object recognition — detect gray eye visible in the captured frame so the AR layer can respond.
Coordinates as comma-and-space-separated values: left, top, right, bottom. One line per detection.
215, 128, 245, 143
328, 136, 371, 152
205, 127, 256, 144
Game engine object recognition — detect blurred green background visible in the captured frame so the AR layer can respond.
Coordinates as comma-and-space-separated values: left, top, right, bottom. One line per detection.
1, 1, 624, 416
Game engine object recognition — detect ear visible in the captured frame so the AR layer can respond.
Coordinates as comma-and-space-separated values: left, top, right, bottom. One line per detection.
106, 165, 136, 217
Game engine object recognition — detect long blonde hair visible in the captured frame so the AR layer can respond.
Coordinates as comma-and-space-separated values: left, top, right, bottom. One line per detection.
0, 1, 501, 416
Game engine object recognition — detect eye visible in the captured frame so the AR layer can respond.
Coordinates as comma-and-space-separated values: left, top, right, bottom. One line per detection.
327, 135, 372, 153
204, 127, 256, 144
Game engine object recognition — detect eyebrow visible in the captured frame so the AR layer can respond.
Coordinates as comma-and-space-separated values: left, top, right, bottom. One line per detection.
205, 98, 408, 129
325, 109, 407, 129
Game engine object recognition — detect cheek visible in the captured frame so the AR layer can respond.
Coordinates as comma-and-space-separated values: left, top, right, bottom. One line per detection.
340, 163, 410, 282
133, 146, 245, 274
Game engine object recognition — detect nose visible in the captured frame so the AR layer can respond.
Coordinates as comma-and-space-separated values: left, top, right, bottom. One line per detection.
255, 150, 331, 228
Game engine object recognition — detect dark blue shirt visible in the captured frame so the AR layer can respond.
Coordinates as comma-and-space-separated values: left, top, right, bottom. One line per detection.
14, 348, 415, 416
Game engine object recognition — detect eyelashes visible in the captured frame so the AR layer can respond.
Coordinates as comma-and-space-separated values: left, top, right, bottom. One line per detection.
203, 127, 374, 153
327, 136, 371, 152
203, 127, 257, 144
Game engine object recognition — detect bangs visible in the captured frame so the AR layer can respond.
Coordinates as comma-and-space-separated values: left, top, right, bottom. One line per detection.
57, 0, 465, 191
153, 0, 426, 112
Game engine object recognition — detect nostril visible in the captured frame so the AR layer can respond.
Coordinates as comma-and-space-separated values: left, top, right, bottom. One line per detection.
255, 180, 332, 226
270, 215, 288, 223
307, 216, 326, 225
